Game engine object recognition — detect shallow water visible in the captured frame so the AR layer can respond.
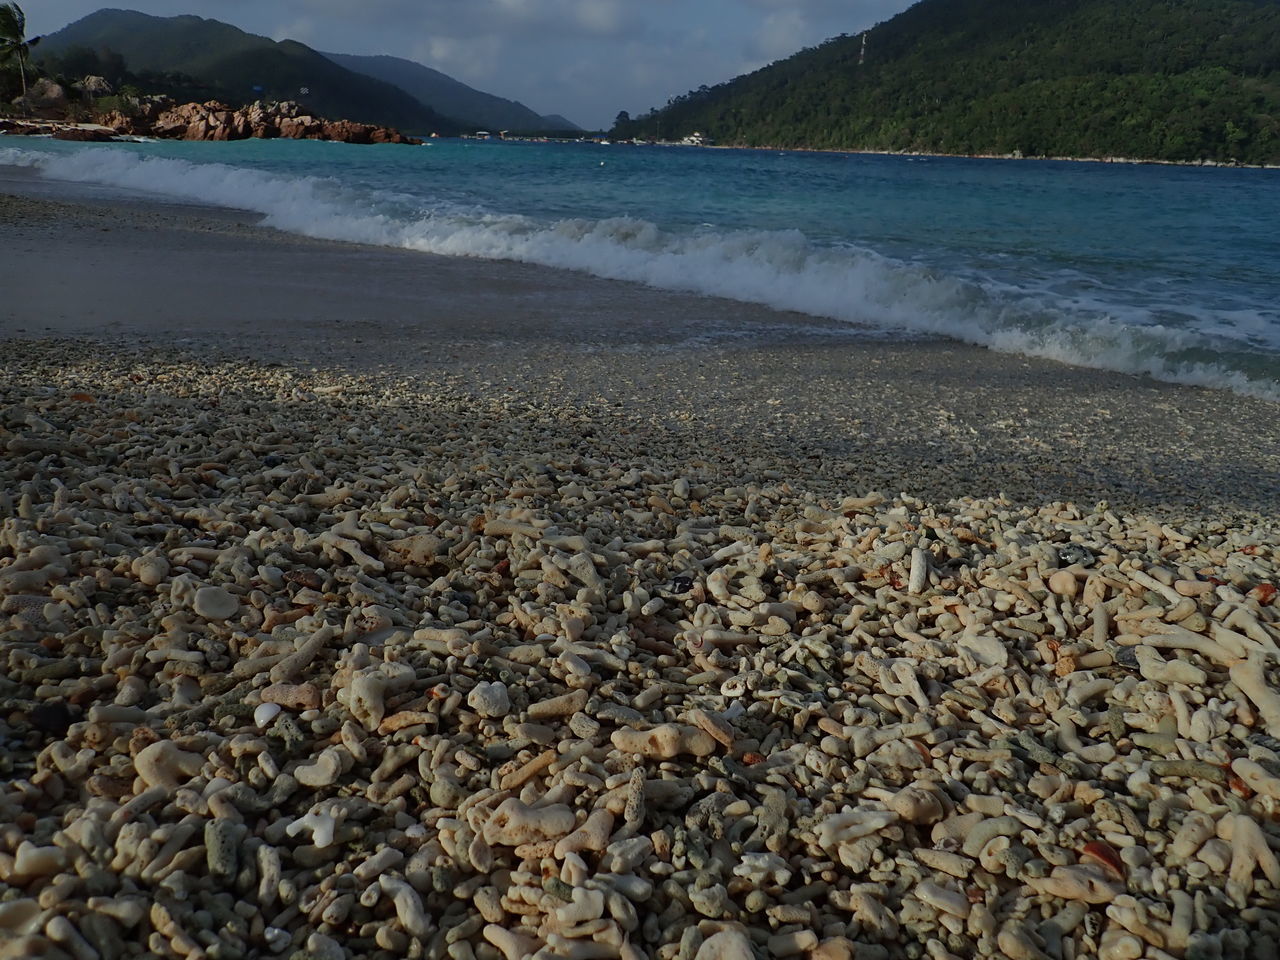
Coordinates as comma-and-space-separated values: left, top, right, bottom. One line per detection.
4, 136, 1278, 400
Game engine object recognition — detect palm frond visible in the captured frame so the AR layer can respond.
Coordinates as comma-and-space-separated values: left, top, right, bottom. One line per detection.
0, 3, 25, 45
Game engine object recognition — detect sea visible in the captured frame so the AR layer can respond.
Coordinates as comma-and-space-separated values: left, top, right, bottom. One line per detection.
3, 136, 1278, 401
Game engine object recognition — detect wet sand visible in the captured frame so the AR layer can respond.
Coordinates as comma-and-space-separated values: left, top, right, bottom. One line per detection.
1, 172, 1277, 520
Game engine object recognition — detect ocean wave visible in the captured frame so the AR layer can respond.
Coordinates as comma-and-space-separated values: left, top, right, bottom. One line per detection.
3, 143, 1276, 402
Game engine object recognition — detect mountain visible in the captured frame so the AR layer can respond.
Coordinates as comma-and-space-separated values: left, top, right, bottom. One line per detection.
36, 9, 466, 135
612, 0, 1280, 165
323, 52, 579, 132
539, 115, 582, 132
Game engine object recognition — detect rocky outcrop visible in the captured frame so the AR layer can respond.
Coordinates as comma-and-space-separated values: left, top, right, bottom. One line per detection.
100, 98, 420, 146
3, 92, 418, 146
51, 127, 116, 142
71, 76, 114, 99
94, 95, 171, 136
151, 100, 242, 141
0, 118, 118, 140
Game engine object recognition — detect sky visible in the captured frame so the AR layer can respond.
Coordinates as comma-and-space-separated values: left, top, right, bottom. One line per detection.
27, 0, 918, 128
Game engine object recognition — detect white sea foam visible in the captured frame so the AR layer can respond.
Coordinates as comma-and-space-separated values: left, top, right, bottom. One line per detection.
3, 143, 1277, 402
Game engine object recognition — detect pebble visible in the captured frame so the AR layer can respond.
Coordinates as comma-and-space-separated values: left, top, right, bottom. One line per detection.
192, 585, 239, 621
466, 680, 511, 718
1, 342, 1278, 960
1049, 568, 1080, 598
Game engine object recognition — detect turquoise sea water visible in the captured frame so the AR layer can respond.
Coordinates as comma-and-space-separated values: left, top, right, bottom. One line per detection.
3, 136, 1278, 400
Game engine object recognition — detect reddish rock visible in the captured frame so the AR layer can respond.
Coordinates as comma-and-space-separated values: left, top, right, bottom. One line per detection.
370, 127, 418, 145
97, 110, 135, 134
153, 100, 228, 140
94, 97, 420, 146
52, 128, 116, 142
241, 102, 279, 139
278, 115, 323, 140
322, 120, 374, 144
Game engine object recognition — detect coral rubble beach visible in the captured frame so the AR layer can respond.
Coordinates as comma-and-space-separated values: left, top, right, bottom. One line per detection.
2, 180, 1280, 960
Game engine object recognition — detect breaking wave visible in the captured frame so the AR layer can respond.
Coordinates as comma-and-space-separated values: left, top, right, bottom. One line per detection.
3, 142, 1277, 401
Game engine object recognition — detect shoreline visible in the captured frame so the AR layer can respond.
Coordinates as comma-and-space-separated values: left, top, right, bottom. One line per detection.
2, 174, 1279, 517
9, 125, 1280, 171
3, 150, 1277, 410
706, 142, 1280, 171
642, 138, 1280, 171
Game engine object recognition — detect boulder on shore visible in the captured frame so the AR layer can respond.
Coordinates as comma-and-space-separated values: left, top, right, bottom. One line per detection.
71, 76, 114, 99
11, 79, 69, 120
52, 127, 116, 142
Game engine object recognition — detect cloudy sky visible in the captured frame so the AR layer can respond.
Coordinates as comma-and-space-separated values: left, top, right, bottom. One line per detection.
27, 0, 917, 127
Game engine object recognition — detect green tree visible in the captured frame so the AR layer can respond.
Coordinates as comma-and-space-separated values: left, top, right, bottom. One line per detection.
0, 2, 41, 100
614, 0, 1280, 165
40, 45, 129, 87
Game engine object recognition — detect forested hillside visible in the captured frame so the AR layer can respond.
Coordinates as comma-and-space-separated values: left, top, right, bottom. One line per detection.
37, 9, 465, 134
612, 0, 1280, 164
323, 53, 577, 132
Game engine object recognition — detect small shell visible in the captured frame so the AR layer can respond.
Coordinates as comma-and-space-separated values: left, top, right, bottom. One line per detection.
254, 702, 282, 728
1079, 840, 1125, 880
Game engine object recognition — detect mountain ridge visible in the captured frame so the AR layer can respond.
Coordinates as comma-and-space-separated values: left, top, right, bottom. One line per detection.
322, 52, 578, 132
37, 9, 463, 134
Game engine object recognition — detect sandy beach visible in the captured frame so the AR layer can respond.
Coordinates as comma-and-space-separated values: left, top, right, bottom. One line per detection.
2, 172, 1280, 960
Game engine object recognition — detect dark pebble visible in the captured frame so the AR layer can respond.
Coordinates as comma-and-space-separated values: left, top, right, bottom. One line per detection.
29, 702, 76, 736
1113, 646, 1141, 671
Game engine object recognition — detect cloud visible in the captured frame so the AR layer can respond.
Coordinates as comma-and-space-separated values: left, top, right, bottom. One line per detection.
751, 9, 811, 62
28, 0, 917, 128
271, 17, 317, 45
575, 0, 624, 35
411, 34, 505, 85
